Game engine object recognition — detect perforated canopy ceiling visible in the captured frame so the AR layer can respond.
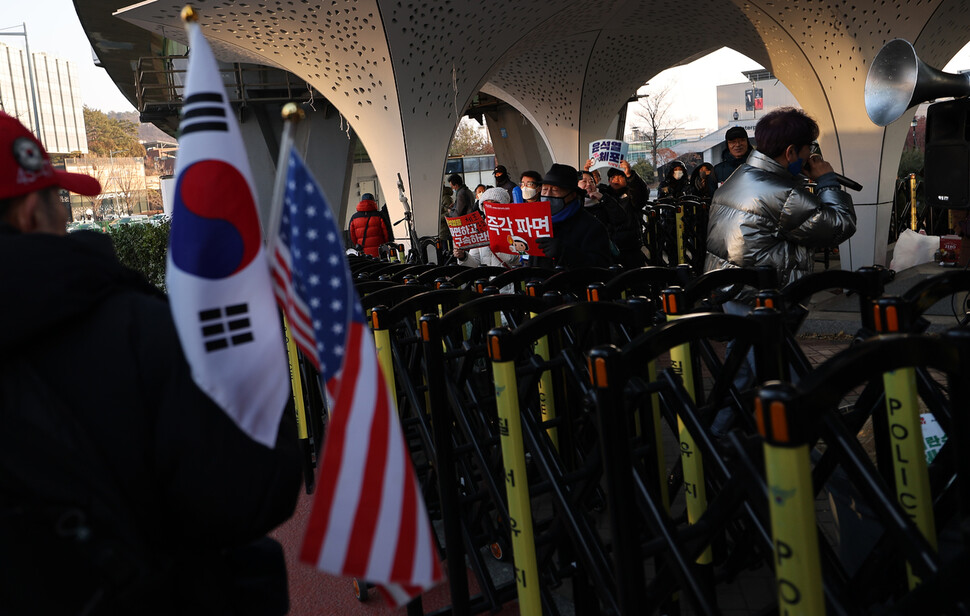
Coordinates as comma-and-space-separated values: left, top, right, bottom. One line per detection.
108, 0, 970, 267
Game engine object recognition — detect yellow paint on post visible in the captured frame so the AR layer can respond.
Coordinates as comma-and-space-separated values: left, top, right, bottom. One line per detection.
533, 334, 559, 452
764, 442, 825, 616
883, 367, 937, 588
282, 316, 309, 440
492, 359, 542, 615
373, 327, 396, 399
668, 317, 712, 564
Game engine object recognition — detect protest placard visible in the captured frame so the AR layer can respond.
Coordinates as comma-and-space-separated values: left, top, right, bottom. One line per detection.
589, 139, 629, 171
483, 201, 552, 257
920, 412, 948, 464
446, 211, 490, 250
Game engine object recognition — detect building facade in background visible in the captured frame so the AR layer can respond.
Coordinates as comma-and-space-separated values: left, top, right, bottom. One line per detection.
0, 42, 88, 155
63, 156, 148, 220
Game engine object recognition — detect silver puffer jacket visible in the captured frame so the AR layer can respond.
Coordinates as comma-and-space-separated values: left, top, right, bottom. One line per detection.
704, 150, 856, 289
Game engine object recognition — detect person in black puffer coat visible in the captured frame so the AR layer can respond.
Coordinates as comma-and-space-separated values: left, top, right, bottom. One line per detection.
0, 111, 302, 616
584, 158, 647, 268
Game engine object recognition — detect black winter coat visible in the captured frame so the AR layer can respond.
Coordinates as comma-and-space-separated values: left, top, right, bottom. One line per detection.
0, 226, 302, 615
598, 170, 647, 251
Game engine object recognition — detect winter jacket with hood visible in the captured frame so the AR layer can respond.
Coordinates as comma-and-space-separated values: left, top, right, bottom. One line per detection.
348, 198, 391, 257
704, 150, 856, 296
0, 226, 302, 614
657, 161, 689, 200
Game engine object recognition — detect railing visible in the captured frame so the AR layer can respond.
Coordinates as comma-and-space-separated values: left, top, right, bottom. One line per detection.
133, 55, 324, 113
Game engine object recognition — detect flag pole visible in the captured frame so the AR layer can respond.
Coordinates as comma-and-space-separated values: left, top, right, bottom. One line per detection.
266, 102, 305, 255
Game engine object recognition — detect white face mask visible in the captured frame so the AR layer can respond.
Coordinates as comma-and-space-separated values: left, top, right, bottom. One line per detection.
673, 170, 684, 180
521, 186, 538, 200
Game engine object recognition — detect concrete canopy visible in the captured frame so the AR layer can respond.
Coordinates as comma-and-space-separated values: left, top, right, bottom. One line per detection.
106, 0, 970, 267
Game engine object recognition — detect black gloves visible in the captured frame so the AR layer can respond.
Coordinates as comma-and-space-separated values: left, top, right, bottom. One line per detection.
535, 236, 562, 259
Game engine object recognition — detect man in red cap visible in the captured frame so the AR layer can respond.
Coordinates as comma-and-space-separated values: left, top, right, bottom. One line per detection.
0, 111, 301, 614
0, 113, 101, 232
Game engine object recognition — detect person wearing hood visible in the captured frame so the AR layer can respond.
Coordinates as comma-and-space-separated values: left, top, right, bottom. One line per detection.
453, 186, 521, 269
714, 125, 752, 185
492, 165, 517, 201
0, 111, 302, 613
658, 160, 689, 200
687, 162, 716, 201
530, 163, 612, 269
584, 157, 647, 268
348, 192, 391, 257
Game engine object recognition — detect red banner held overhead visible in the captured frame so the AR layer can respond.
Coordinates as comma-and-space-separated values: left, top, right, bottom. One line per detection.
483, 201, 552, 257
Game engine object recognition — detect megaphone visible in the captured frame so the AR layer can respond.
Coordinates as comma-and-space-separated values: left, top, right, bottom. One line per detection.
865, 39, 970, 126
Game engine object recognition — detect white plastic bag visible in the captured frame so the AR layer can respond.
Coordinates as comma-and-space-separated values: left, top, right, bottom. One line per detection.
890, 229, 938, 271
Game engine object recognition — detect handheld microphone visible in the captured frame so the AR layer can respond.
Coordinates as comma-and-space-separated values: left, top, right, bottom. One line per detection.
833, 173, 863, 191
809, 141, 863, 191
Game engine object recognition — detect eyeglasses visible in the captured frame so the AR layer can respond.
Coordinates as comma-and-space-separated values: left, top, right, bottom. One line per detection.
520, 181, 539, 188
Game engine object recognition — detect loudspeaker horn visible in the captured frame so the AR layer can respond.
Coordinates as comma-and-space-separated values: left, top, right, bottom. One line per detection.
864, 39, 970, 127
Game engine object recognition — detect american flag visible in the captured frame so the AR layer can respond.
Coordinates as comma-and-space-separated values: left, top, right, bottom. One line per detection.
271, 149, 442, 606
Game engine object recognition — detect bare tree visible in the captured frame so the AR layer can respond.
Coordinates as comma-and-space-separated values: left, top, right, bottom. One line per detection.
76, 159, 113, 219
631, 83, 691, 173
449, 118, 494, 156
113, 159, 147, 215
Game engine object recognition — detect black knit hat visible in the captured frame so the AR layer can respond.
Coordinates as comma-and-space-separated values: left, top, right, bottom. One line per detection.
542, 163, 579, 189
606, 167, 625, 179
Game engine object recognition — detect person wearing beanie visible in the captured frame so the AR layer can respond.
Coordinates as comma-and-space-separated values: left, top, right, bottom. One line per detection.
714, 125, 753, 185
578, 170, 624, 256
348, 192, 391, 257
0, 111, 301, 612
453, 186, 520, 269
658, 160, 689, 200
529, 163, 612, 269
583, 156, 647, 268
439, 184, 455, 252
492, 165, 517, 201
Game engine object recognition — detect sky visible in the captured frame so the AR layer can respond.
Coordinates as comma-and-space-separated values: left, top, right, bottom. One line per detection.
5, 2, 970, 130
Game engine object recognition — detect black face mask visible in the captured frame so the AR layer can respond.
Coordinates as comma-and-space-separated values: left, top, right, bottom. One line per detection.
546, 195, 566, 214
495, 174, 505, 183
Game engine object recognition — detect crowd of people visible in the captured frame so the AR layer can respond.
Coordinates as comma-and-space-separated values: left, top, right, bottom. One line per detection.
430, 107, 855, 276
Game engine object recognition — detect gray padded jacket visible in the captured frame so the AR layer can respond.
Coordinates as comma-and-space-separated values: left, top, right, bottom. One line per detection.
704, 150, 856, 290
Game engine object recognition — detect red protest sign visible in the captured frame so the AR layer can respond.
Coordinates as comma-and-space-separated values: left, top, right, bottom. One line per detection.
483, 201, 552, 257
446, 211, 489, 249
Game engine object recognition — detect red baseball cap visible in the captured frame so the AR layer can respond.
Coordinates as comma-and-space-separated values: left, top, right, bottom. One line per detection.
0, 111, 101, 200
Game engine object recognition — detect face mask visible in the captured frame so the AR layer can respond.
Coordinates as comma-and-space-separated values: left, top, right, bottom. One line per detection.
546, 196, 566, 214
521, 187, 538, 200
673, 170, 684, 180
495, 174, 505, 183
787, 157, 804, 176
